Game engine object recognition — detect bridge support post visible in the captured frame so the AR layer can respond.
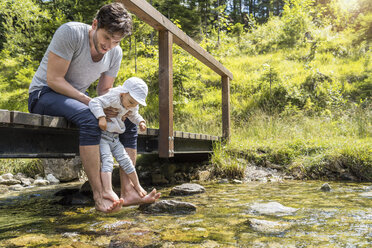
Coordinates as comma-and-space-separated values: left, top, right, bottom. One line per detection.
158, 30, 174, 158
222, 75, 230, 141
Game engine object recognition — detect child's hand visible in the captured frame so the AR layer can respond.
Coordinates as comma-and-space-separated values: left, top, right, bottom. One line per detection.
134, 184, 147, 198
98, 117, 107, 130
139, 121, 147, 132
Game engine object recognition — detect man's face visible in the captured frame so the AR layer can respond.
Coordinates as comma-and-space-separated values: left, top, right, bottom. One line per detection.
120, 93, 139, 109
92, 21, 123, 55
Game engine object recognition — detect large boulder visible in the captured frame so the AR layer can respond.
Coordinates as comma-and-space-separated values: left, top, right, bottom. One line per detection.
139, 200, 196, 214
41, 156, 83, 182
170, 183, 205, 196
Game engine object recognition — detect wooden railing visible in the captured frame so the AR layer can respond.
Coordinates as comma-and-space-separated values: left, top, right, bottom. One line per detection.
118, 0, 233, 158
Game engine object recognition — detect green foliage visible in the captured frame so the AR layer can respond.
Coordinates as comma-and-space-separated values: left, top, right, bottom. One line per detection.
0, 159, 43, 178
0, 0, 66, 62
280, 0, 314, 47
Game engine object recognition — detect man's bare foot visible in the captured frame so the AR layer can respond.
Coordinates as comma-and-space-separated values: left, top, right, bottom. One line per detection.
122, 188, 161, 206
102, 190, 124, 213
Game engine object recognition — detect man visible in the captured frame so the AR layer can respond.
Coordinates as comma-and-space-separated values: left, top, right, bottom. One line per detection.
28, 2, 160, 212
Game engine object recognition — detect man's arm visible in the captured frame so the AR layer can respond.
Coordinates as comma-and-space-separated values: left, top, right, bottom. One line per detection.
97, 73, 118, 118
97, 74, 115, 96
47, 51, 91, 105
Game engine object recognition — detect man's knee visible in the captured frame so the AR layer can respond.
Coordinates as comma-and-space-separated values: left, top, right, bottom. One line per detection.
78, 109, 101, 146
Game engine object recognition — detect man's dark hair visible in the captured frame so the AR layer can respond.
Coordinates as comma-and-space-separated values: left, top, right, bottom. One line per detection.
95, 2, 132, 37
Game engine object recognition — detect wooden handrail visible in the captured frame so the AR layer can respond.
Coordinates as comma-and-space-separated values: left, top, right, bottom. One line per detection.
118, 0, 233, 80
118, 0, 232, 157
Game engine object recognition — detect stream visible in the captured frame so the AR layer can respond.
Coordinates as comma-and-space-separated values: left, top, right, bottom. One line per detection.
0, 180, 371, 247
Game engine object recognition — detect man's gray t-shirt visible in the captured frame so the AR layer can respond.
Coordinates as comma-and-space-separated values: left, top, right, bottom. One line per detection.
29, 22, 122, 93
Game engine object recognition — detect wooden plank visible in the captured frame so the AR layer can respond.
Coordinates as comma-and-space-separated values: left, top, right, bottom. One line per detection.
174, 131, 183, 138
189, 133, 196, 139
222, 76, 230, 140
0, 110, 11, 123
119, 0, 233, 79
158, 30, 174, 158
138, 128, 146, 135
42, 115, 67, 128
182, 132, 189, 139
12, 111, 42, 126
147, 128, 159, 136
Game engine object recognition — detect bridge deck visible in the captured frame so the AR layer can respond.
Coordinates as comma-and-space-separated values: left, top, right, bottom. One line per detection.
0, 110, 219, 158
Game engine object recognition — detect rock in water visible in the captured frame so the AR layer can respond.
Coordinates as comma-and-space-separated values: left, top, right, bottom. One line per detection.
169, 183, 205, 196
246, 218, 293, 235
139, 200, 196, 214
320, 183, 331, 192
250, 202, 298, 215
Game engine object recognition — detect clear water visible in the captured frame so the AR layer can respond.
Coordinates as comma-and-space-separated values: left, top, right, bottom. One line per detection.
0, 180, 371, 247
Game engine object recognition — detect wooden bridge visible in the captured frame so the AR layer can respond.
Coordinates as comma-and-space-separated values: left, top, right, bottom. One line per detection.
0, 0, 233, 159
0, 110, 219, 158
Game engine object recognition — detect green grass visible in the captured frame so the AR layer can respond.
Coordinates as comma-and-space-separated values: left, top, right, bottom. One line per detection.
211, 111, 372, 181
0, 159, 44, 178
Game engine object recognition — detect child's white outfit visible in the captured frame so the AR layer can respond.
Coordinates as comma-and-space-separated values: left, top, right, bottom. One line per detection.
89, 77, 147, 174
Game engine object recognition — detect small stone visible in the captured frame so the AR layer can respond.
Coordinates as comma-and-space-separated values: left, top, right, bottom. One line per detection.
61, 232, 79, 238
20, 178, 32, 186
246, 218, 293, 234
35, 174, 44, 180
170, 183, 205, 196
250, 202, 298, 215
139, 200, 196, 214
232, 179, 243, 184
46, 174, 60, 184
9, 184, 24, 191
14, 173, 27, 180
33, 179, 49, 186
1, 173, 14, 180
320, 183, 331, 192
218, 179, 229, 184
0, 178, 22, 186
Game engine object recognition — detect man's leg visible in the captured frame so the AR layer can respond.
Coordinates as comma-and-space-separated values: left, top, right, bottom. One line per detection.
29, 87, 119, 212
80, 145, 119, 212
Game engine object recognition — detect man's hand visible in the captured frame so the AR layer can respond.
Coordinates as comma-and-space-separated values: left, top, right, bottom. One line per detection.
103, 106, 119, 118
139, 121, 147, 132
98, 117, 107, 130
121, 111, 132, 122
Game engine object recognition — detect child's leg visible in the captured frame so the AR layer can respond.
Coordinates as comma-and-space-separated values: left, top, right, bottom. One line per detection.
100, 135, 120, 202
111, 137, 146, 197
100, 171, 120, 200
126, 171, 147, 197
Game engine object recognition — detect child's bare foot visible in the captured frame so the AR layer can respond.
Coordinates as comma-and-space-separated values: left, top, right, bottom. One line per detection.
134, 185, 147, 198
122, 188, 161, 206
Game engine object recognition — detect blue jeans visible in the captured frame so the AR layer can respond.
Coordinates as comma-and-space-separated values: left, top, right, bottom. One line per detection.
28, 86, 138, 148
